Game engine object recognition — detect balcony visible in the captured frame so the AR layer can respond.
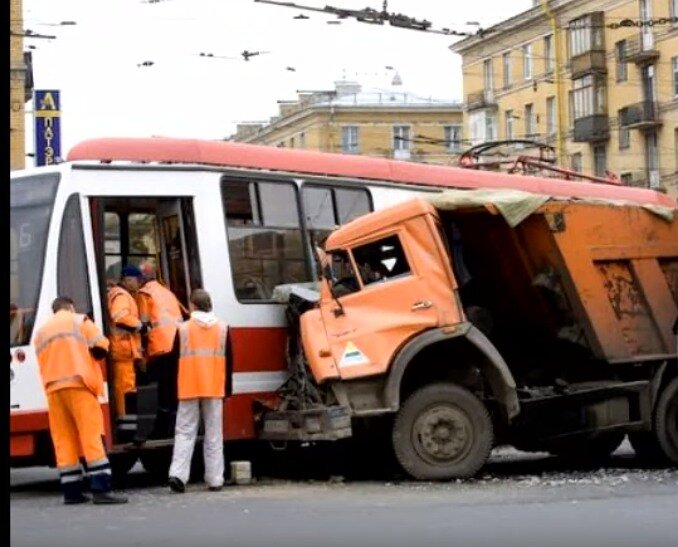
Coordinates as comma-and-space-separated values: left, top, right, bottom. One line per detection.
466, 90, 498, 112
619, 101, 661, 129
570, 49, 607, 79
623, 35, 659, 65
573, 114, 609, 142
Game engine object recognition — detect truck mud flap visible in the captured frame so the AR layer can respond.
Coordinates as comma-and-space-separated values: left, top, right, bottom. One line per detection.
259, 406, 353, 441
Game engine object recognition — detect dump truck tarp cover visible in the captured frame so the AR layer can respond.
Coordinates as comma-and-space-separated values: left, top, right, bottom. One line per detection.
429, 188, 676, 227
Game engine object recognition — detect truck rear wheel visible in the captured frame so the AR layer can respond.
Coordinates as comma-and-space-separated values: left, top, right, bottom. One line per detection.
392, 383, 493, 480
655, 377, 678, 466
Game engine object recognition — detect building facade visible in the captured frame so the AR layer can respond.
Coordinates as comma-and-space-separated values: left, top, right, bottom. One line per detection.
450, 0, 678, 197
10, 0, 28, 171
231, 80, 464, 165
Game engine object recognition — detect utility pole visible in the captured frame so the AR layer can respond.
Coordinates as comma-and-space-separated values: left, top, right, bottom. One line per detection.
540, 0, 566, 167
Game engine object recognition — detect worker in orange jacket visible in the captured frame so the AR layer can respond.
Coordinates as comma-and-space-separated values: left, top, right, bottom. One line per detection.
136, 261, 187, 438
33, 296, 128, 505
107, 265, 148, 417
168, 289, 227, 493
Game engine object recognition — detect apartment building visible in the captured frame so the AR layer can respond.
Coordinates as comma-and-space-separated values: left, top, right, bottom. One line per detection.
450, 0, 678, 197
231, 79, 464, 165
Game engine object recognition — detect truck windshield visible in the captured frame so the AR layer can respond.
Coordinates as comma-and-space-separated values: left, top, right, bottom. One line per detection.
10, 174, 60, 347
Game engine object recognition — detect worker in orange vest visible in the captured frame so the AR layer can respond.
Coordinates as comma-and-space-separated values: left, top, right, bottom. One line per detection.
168, 289, 227, 493
136, 261, 187, 438
107, 265, 148, 417
33, 296, 128, 505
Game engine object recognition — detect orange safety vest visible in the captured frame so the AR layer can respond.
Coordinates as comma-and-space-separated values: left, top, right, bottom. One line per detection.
107, 285, 142, 361
137, 280, 183, 357
33, 310, 109, 397
177, 318, 228, 400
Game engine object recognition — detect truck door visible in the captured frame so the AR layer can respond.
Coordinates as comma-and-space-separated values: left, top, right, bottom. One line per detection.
321, 232, 441, 380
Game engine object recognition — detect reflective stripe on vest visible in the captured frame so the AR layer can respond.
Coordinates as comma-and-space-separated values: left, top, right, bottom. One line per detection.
178, 322, 227, 359
35, 317, 88, 356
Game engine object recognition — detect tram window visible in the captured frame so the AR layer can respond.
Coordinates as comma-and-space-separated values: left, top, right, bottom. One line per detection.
58, 194, 93, 317
221, 179, 309, 302
104, 212, 121, 285
10, 174, 60, 347
335, 188, 371, 224
302, 185, 372, 247
104, 212, 158, 286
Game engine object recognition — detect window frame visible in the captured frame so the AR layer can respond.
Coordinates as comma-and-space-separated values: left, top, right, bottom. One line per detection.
393, 125, 411, 151
505, 110, 514, 140
522, 43, 533, 80
341, 125, 360, 154
544, 34, 554, 74
673, 56, 678, 98
444, 124, 462, 152
502, 52, 512, 89
615, 40, 628, 82
524, 103, 535, 137
546, 96, 556, 138
221, 177, 311, 304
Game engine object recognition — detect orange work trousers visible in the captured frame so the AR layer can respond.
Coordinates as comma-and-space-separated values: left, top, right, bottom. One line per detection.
46, 387, 106, 469
113, 359, 136, 416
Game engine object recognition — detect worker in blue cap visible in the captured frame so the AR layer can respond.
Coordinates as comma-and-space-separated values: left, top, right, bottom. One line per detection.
106, 265, 148, 417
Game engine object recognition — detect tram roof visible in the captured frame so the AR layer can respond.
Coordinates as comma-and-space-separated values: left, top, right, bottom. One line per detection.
67, 137, 677, 209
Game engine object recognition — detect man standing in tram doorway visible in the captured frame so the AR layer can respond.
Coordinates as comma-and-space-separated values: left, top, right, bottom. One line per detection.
33, 296, 128, 505
107, 265, 147, 418
168, 289, 228, 493
137, 261, 187, 438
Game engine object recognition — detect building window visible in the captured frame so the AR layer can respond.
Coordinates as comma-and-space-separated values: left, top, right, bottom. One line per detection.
546, 97, 556, 138
544, 35, 554, 74
522, 43, 533, 80
572, 75, 606, 119
502, 52, 512, 88
524, 103, 534, 137
505, 110, 514, 140
299, 132, 306, 149
593, 144, 607, 177
444, 125, 462, 152
341, 126, 359, 154
615, 41, 627, 82
485, 114, 497, 142
620, 172, 633, 185
569, 13, 603, 57
571, 152, 582, 173
483, 58, 494, 95
673, 0, 678, 25
393, 125, 410, 151
290, 137, 295, 148
673, 57, 678, 97
618, 110, 630, 150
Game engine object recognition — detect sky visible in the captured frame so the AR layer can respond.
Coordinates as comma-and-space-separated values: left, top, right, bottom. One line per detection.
21, 0, 533, 158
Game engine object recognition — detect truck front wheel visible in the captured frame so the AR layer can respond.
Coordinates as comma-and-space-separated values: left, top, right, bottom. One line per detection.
656, 377, 678, 466
392, 383, 493, 480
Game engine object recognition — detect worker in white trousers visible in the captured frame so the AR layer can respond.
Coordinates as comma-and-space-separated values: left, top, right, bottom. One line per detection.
168, 289, 227, 493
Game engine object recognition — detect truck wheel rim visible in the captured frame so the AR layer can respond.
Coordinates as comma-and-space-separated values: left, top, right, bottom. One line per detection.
412, 404, 473, 465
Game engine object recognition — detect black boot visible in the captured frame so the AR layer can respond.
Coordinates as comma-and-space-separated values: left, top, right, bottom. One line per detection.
90, 472, 128, 505
63, 480, 91, 505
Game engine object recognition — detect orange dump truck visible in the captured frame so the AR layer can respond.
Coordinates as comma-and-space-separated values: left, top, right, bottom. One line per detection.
260, 189, 678, 480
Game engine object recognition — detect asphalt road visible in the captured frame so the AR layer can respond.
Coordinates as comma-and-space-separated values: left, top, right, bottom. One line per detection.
10, 441, 678, 547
